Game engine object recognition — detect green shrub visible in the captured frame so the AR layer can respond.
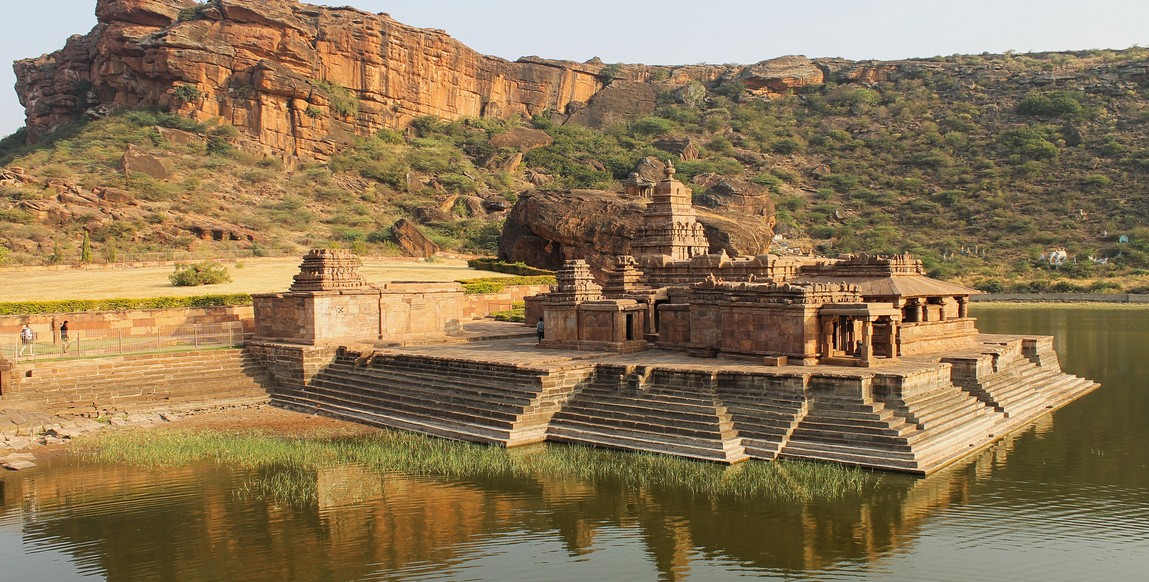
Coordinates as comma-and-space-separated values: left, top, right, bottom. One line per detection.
998, 127, 1060, 160
974, 279, 1005, 293
456, 275, 556, 294
467, 258, 554, 276
598, 63, 622, 85
173, 85, 203, 102
0, 294, 252, 316
315, 80, 359, 118
770, 137, 803, 154
1016, 91, 1086, 119
177, 1, 218, 21
490, 302, 526, 322
169, 261, 232, 286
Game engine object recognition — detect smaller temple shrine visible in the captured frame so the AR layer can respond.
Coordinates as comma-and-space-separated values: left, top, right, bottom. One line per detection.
253, 249, 468, 345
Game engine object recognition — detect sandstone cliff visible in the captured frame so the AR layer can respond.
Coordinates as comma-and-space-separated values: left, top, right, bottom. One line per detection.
13, 0, 828, 160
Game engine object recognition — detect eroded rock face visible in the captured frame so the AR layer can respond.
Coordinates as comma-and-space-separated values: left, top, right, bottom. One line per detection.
15, 0, 830, 161
13, 0, 645, 159
499, 188, 774, 275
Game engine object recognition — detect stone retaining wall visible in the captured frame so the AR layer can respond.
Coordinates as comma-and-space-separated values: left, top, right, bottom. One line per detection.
1, 348, 271, 414
0, 306, 253, 345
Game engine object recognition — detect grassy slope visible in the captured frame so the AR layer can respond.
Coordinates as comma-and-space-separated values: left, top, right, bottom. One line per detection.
2, 48, 1149, 293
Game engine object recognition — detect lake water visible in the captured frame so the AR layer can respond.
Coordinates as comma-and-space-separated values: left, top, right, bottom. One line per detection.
1, 305, 1146, 581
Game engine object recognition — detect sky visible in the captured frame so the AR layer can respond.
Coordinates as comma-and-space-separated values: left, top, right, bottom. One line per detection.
2, 0, 1148, 137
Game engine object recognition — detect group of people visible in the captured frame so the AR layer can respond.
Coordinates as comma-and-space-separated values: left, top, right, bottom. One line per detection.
16, 321, 69, 357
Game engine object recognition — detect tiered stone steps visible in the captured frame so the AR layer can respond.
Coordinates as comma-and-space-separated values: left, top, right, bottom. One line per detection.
779, 400, 923, 472
887, 385, 1006, 472
716, 373, 808, 460
957, 354, 1098, 431
548, 365, 750, 463
4, 349, 272, 413
273, 352, 587, 446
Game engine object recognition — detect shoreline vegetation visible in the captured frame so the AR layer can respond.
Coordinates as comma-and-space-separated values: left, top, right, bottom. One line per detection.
971, 293, 1149, 304
71, 409, 887, 505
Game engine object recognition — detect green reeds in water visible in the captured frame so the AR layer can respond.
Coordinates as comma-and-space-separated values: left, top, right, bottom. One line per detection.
78, 428, 883, 506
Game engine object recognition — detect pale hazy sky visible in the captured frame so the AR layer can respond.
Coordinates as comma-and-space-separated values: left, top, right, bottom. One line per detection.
3, 0, 1148, 137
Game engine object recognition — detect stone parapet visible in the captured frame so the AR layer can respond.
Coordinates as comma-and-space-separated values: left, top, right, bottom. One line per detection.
899, 319, 978, 356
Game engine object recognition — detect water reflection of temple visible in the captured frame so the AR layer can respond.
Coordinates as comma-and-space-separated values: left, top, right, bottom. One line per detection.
0, 427, 1050, 581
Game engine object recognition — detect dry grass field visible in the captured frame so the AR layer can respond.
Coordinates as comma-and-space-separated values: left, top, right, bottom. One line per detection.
0, 257, 509, 302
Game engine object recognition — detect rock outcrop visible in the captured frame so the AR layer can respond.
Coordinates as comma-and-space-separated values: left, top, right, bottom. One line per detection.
391, 218, 439, 258
13, 0, 823, 161
737, 56, 824, 94
498, 188, 775, 274
9, 0, 626, 159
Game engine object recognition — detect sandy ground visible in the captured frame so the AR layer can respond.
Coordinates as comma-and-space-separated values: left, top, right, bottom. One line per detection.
0, 257, 510, 302
154, 404, 381, 436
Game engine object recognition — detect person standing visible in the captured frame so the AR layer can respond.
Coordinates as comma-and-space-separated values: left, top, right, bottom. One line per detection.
18, 324, 34, 357
536, 317, 545, 342
60, 320, 70, 354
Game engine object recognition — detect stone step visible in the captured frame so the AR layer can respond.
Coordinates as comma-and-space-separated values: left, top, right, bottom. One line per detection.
308, 378, 523, 428
802, 403, 895, 423
367, 357, 534, 384
727, 415, 804, 438
546, 424, 747, 464
311, 399, 514, 444
778, 441, 920, 472
787, 424, 914, 450
587, 381, 725, 405
793, 416, 918, 439
905, 405, 1001, 444
896, 390, 996, 429
333, 363, 540, 403
300, 387, 518, 441
550, 410, 739, 441
561, 389, 728, 420
910, 417, 1002, 469
1043, 378, 1100, 409
312, 372, 535, 414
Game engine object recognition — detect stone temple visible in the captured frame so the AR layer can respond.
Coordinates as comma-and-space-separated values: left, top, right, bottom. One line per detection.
249, 163, 1099, 475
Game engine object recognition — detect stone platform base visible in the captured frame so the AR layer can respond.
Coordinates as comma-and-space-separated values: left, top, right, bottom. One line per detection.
255, 331, 1098, 475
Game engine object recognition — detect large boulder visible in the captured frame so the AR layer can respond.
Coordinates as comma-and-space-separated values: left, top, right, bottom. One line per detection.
499, 188, 775, 275
120, 145, 168, 179
392, 218, 440, 258
737, 55, 824, 95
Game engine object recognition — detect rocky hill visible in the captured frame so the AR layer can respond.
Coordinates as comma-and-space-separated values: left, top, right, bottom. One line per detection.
5, 0, 1149, 292
13, 0, 866, 162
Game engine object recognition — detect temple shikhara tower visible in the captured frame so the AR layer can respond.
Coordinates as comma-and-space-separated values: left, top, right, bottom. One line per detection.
632, 163, 709, 262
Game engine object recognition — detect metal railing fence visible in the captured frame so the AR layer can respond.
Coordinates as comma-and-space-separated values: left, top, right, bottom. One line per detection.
3, 322, 247, 363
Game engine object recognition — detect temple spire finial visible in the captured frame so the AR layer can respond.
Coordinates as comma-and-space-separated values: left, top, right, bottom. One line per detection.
664, 159, 676, 179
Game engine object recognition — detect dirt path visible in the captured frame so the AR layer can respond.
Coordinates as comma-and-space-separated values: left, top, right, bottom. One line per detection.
0, 257, 508, 302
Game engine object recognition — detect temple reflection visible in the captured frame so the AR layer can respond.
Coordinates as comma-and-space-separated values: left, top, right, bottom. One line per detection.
0, 421, 1051, 581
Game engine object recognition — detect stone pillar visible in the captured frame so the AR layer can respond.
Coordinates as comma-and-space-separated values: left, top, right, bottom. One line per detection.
887, 319, 900, 360
909, 298, 925, 323
957, 296, 969, 319
0, 356, 11, 396
860, 318, 874, 361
